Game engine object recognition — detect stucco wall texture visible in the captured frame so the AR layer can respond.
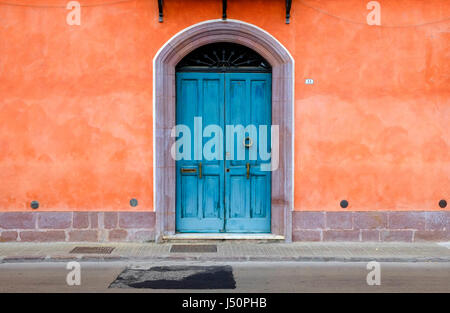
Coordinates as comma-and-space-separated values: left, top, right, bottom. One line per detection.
0, 0, 448, 213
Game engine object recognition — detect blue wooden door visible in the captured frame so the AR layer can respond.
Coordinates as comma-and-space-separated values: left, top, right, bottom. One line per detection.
176, 73, 225, 232
224, 73, 272, 233
176, 72, 271, 233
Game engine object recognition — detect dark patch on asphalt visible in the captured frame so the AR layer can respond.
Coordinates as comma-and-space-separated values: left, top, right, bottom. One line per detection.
109, 265, 236, 289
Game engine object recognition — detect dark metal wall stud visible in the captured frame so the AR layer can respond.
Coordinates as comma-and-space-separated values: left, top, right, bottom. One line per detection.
439, 199, 447, 208
158, 0, 163, 22
130, 198, 138, 207
340, 200, 349, 209
30, 201, 39, 209
222, 0, 227, 20
286, 0, 292, 24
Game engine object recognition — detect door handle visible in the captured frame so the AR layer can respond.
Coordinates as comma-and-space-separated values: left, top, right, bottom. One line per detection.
199, 162, 202, 179
246, 163, 250, 179
181, 168, 197, 174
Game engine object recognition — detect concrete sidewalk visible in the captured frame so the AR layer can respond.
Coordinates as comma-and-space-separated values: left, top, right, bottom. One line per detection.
0, 241, 449, 263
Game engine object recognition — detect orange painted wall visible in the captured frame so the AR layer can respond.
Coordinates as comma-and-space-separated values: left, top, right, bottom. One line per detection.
0, 0, 448, 212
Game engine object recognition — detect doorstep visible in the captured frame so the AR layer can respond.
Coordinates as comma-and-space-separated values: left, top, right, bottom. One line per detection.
162, 233, 285, 241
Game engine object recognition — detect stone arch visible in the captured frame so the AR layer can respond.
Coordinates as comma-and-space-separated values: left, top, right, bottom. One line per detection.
153, 19, 294, 241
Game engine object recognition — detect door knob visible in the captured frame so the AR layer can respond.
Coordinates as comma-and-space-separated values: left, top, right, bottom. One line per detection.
243, 137, 253, 148
246, 163, 250, 179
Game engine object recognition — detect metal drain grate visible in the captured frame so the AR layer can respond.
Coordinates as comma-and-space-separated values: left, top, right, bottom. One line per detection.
170, 244, 217, 253
70, 246, 115, 254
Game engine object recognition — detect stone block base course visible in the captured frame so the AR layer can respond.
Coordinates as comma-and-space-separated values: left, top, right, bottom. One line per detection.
0, 212, 155, 242
0, 211, 448, 242
293, 211, 449, 242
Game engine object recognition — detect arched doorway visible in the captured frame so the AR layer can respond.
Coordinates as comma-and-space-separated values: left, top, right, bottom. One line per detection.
175, 42, 272, 233
153, 20, 294, 241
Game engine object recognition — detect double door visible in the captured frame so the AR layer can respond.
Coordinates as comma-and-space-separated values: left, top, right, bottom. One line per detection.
175, 72, 271, 233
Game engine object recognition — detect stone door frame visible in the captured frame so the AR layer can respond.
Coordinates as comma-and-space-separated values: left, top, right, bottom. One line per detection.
153, 19, 294, 242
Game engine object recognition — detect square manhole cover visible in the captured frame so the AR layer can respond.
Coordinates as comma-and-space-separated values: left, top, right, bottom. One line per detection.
170, 244, 217, 253
109, 266, 235, 289
70, 246, 115, 254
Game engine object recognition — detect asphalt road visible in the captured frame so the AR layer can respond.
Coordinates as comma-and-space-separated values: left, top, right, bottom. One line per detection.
0, 261, 448, 293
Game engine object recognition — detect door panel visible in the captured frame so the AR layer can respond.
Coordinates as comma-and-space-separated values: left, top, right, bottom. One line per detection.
225, 73, 272, 233
176, 73, 225, 232
229, 175, 249, 218
176, 72, 271, 233
202, 175, 221, 218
